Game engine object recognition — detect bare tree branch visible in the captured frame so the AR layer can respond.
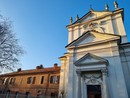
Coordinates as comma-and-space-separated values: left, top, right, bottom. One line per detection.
0, 15, 24, 73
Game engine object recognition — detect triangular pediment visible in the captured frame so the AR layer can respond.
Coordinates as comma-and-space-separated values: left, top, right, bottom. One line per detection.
82, 12, 96, 22
74, 53, 108, 66
66, 30, 120, 48
71, 10, 112, 25
80, 11, 112, 23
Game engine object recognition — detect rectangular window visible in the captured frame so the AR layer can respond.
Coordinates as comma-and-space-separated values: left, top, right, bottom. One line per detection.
4, 78, 9, 85
9, 78, 13, 84
40, 76, 44, 84
50, 76, 59, 84
12, 78, 16, 84
27, 77, 36, 84
32, 77, 36, 84
3, 78, 7, 85
27, 77, 32, 84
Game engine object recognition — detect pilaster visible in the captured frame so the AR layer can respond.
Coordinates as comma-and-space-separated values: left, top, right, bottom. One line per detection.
101, 68, 109, 98
76, 71, 81, 98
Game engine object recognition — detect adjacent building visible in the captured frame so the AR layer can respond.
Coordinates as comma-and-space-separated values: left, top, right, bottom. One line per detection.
0, 64, 60, 98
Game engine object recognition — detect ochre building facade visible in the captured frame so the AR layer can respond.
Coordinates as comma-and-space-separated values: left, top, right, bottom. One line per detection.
0, 64, 60, 98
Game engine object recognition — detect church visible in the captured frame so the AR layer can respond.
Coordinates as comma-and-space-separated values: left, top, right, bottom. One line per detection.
59, 1, 130, 98
0, 1, 130, 98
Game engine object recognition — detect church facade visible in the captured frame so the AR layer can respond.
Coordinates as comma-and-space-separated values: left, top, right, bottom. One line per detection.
59, 2, 130, 98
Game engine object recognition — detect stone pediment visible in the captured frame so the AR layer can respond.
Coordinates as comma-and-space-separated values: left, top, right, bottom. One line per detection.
82, 12, 96, 22
80, 11, 112, 23
69, 10, 112, 25
74, 53, 108, 66
66, 30, 120, 48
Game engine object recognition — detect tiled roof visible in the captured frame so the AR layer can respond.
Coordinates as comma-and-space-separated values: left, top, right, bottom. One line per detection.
0, 66, 60, 77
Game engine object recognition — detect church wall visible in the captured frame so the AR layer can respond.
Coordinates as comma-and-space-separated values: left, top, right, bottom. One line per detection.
121, 62, 130, 97
106, 17, 115, 34
68, 42, 117, 57
64, 5, 129, 98
68, 26, 83, 44
112, 18, 119, 35
59, 59, 66, 92
68, 28, 74, 44
112, 13, 127, 43
59, 55, 71, 98
73, 26, 79, 40
114, 14, 126, 36
68, 31, 72, 44
67, 55, 74, 98
66, 41, 129, 98
66, 45, 130, 98
65, 56, 70, 98
120, 44, 130, 97
80, 25, 85, 35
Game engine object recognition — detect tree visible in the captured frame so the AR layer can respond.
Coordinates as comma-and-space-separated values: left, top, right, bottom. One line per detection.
0, 15, 24, 73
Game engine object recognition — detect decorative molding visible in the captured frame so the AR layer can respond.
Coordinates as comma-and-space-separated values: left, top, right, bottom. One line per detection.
84, 73, 102, 85
76, 71, 81, 76
87, 78, 101, 84
84, 74, 102, 80
74, 53, 108, 66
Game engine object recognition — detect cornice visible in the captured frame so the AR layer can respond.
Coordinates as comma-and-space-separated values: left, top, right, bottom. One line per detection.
67, 36, 120, 49
67, 8, 123, 29
0, 68, 61, 77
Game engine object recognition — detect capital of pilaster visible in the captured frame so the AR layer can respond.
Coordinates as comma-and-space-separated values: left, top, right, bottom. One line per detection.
76, 71, 81, 76
101, 68, 108, 76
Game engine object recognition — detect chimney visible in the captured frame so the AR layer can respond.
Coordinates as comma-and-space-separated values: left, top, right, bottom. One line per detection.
17, 68, 22, 72
36, 64, 44, 69
36, 66, 40, 69
54, 63, 58, 69
40, 64, 44, 68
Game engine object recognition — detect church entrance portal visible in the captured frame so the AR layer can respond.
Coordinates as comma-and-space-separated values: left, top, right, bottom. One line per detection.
87, 85, 102, 98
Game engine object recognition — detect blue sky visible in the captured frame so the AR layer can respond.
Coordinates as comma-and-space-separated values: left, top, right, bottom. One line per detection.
0, 0, 130, 70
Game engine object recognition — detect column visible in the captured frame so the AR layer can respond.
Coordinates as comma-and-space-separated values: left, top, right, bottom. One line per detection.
77, 71, 81, 98
101, 68, 109, 98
